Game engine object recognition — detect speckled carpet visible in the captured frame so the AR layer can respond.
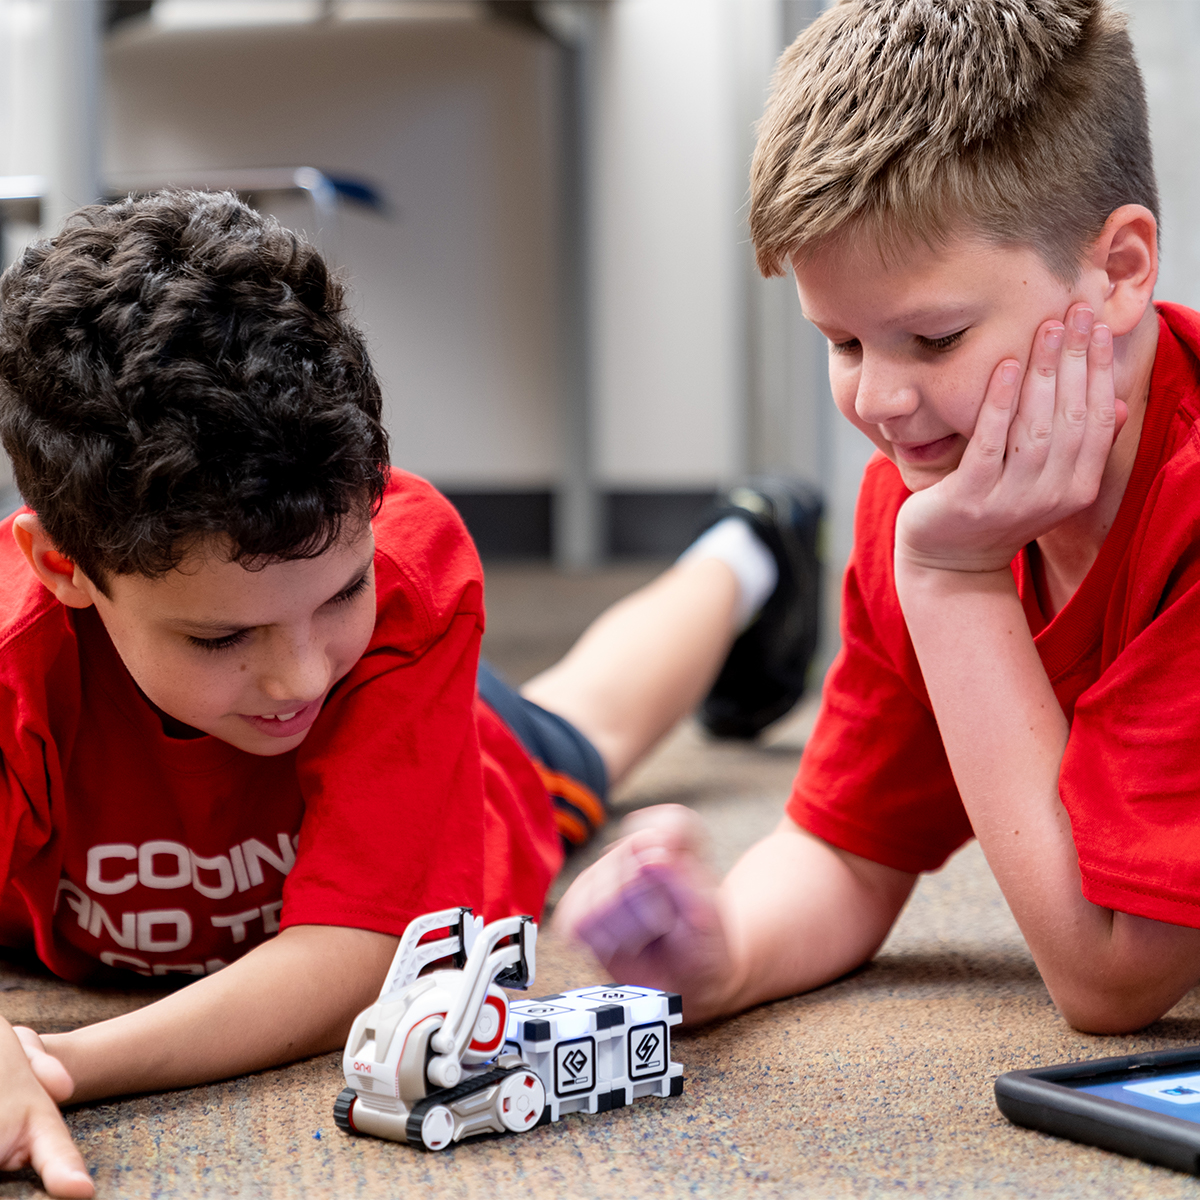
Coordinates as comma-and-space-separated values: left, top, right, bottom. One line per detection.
4, 564, 1200, 1198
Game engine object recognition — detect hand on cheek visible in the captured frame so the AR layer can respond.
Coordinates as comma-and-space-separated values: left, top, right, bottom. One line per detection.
895, 301, 1126, 574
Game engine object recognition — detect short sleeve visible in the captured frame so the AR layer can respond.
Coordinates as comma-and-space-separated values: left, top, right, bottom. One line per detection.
1063, 572, 1200, 927
284, 604, 491, 933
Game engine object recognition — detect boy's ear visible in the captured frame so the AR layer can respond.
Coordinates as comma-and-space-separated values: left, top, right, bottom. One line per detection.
1089, 204, 1158, 338
12, 515, 97, 609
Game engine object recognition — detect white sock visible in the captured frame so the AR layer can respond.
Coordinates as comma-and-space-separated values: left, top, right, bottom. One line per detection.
677, 515, 778, 631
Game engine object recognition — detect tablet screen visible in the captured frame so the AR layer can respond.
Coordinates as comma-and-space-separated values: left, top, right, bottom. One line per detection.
1071, 1070, 1200, 1123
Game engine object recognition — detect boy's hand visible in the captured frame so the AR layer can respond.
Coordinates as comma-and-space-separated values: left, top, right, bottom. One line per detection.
14, 1026, 79, 1104
0, 1019, 93, 1199
552, 805, 737, 1023
896, 303, 1125, 575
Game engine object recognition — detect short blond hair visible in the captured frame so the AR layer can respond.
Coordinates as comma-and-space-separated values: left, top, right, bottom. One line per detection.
750, 0, 1158, 280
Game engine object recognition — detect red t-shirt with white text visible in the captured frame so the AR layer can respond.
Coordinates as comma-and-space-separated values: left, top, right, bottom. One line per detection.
788, 303, 1200, 929
0, 470, 562, 982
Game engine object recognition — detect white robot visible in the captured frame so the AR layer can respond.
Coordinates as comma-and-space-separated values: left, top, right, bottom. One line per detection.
334, 906, 683, 1151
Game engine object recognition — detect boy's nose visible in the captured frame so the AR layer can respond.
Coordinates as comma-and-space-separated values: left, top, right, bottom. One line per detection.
854, 365, 919, 426
259, 628, 331, 704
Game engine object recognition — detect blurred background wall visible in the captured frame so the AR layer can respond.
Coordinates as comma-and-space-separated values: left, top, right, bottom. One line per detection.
0, 0, 1197, 670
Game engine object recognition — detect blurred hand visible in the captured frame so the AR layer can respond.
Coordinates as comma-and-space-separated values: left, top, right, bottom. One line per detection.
552, 804, 737, 1024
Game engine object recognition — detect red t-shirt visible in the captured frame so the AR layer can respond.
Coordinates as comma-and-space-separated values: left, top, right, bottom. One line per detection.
788, 303, 1200, 929
0, 470, 561, 982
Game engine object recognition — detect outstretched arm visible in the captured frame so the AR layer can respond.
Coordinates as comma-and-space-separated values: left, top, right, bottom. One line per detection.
32, 924, 397, 1103
5, 923, 397, 1197
554, 805, 915, 1025
894, 304, 1200, 1032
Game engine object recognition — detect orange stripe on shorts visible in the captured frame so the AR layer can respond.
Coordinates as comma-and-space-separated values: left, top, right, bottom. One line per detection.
555, 809, 590, 846
536, 766, 608, 829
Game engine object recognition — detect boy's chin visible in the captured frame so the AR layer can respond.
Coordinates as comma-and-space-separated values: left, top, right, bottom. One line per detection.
895, 464, 952, 492
223, 726, 311, 756
887, 449, 963, 493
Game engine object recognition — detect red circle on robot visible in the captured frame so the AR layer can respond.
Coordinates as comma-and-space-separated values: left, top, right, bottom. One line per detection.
468, 993, 508, 1055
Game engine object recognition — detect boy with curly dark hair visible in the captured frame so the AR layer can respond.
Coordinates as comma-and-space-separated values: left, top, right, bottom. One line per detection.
0, 187, 818, 1195
0, 190, 579, 1195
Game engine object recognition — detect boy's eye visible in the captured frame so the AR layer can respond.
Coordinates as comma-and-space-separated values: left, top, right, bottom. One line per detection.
830, 337, 861, 355
328, 572, 371, 606
187, 629, 251, 653
917, 329, 968, 352
184, 571, 370, 653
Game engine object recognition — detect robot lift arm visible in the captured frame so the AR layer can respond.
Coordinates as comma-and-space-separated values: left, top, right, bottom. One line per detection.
427, 914, 535, 1089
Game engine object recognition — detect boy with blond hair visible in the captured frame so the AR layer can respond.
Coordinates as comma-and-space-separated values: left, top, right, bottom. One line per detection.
557, 0, 1200, 1038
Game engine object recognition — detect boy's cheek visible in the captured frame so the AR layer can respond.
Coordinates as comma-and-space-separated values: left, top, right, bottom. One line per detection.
831, 383, 891, 450
828, 372, 865, 428
117, 647, 234, 731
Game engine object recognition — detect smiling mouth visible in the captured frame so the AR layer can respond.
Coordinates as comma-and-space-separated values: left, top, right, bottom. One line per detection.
241, 700, 322, 738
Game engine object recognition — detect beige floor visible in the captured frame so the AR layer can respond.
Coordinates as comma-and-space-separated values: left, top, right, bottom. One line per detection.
4, 564, 1200, 1198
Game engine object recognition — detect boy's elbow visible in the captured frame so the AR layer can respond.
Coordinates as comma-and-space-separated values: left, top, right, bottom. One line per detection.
1053, 982, 1176, 1036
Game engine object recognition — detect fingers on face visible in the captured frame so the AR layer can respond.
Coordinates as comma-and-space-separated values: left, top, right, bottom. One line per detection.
1011, 303, 1116, 496
1075, 320, 1118, 488
1011, 317, 1067, 464
957, 356, 1020, 487
1053, 304, 1095, 436
1041, 304, 1117, 493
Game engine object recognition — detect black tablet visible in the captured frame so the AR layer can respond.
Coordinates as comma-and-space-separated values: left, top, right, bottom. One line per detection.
995, 1046, 1200, 1174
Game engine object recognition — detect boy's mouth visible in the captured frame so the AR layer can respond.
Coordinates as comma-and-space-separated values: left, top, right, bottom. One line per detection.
241, 699, 322, 739
889, 433, 960, 464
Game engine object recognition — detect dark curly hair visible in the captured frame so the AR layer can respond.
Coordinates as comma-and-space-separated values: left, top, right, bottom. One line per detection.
0, 190, 389, 593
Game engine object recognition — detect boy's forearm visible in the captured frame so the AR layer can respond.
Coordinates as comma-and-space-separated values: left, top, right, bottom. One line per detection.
44, 925, 398, 1103
552, 809, 913, 1028
896, 561, 1200, 1029
715, 821, 915, 1019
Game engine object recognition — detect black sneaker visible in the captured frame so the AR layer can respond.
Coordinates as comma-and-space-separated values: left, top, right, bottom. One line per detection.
698, 478, 823, 739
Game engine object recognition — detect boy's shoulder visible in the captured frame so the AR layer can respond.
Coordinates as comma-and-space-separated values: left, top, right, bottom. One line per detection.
0, 510, 82, 763
1155, 303, 1200, 432
369, 469, 485, 647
